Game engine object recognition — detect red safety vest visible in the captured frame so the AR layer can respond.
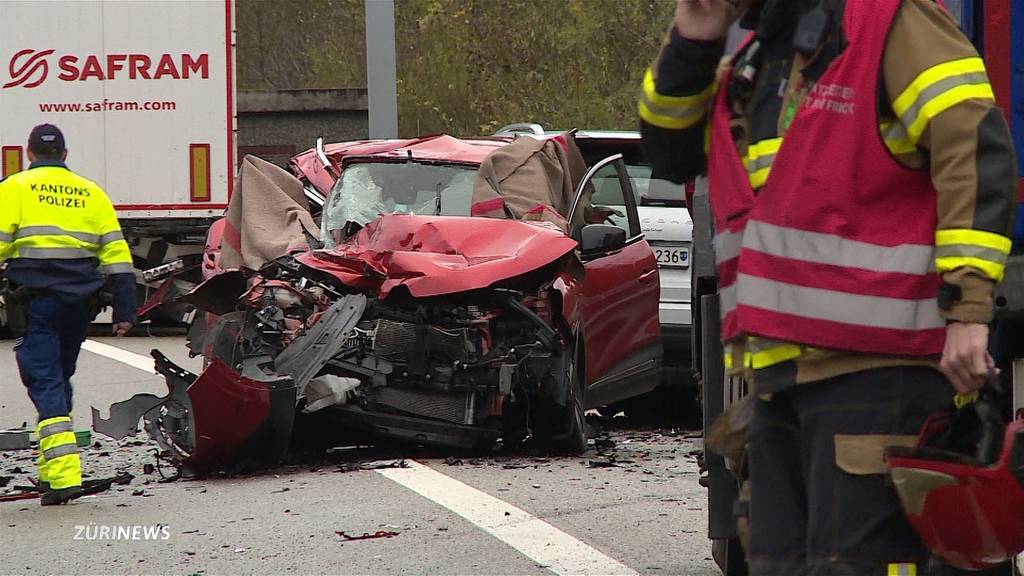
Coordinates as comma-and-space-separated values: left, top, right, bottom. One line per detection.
707, 0, 945, 356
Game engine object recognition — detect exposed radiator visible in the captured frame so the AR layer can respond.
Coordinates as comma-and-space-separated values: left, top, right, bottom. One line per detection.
372, 387, 474, 425
372, 319, 475, 362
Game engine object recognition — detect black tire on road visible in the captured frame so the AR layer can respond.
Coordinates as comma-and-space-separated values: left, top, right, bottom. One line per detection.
552, 341, 587, 454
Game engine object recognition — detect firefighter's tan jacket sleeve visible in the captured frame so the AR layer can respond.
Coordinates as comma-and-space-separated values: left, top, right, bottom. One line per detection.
883, 0, 1018, 323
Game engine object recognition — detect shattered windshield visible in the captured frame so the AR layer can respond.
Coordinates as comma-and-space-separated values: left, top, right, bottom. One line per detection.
321, 161, 477, 248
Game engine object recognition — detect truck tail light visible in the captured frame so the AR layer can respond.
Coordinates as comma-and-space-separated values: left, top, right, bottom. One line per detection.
190, 143, 211, 202
2, 146, 22, 177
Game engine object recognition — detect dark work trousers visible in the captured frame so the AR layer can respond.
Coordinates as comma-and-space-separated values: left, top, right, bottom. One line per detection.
15, 296, 93, 421
745, 364, 1004, 576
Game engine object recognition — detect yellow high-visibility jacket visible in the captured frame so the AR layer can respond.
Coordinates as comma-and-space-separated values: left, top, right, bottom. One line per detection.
0, 161, 136, 321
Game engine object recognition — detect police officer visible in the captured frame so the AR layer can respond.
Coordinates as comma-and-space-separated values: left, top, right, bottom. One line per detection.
0, 124, 135, 505
640, 0, 1017, 574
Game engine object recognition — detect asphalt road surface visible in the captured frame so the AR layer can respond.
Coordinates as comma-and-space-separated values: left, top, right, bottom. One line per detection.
0, 335, 718, 575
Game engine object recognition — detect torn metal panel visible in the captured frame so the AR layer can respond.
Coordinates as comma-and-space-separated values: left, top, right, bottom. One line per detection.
185, 356, 296, 471
93, 350, 296, 473
273, 294, 367, 391
176, 270, 249, 315
92, 393, 168, 440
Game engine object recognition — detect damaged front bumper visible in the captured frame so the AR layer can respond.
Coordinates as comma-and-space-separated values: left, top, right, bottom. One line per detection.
93, 350, 298, 473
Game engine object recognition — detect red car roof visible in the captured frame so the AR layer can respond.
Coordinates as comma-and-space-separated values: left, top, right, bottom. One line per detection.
291, 134, 511, 194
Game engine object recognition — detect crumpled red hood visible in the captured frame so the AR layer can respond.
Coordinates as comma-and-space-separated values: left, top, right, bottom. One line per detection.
295, 214, 578, 298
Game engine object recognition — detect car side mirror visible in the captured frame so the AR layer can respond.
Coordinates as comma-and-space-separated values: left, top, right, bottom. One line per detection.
580, 224, 626, 258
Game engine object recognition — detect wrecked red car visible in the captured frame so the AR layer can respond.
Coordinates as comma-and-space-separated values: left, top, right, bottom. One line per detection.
95, 133, 661, 471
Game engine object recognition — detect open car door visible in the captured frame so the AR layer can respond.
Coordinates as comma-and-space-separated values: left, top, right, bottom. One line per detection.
570, 154, 662, 408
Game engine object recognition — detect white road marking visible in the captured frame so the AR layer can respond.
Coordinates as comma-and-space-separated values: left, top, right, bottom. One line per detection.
377, 460, 638, 576
81, 339, 156, 374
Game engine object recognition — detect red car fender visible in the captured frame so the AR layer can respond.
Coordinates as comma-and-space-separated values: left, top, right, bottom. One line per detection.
552, 272, 582, 335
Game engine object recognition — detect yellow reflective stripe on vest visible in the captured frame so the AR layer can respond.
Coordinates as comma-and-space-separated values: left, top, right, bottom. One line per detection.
887, 563, 917, 576
638, 69, 714, 130
17, 246, 96, 259
100, 262, 134, 274
935, 228, 1011, 281
723, 338, 803, 370
746, 337, 803, 369
892, 57, 994, 144
737, 273, 945, 330
744, 220, 935, 274
722, 343, 752, 370
745, 138, 782, 189
15, 224, 103, 245
879, 121, 916, 155
0, 231, 12, 243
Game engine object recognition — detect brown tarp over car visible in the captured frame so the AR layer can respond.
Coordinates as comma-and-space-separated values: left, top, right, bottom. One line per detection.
470, 132, 590, 234
220, 155, 321, 270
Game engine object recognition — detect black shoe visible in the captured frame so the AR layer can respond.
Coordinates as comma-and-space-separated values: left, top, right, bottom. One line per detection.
40, 485, 83, 506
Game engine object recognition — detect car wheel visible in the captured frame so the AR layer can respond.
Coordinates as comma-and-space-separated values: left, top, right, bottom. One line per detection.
711, 537, 748, 576
552, 344, 586, 455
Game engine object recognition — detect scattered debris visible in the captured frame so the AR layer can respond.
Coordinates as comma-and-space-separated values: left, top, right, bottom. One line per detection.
0, 492, 37, 503
336, 530, 400, 541
337, 460, 408, 473
271, 487, 290, 494
143, 464, 155, 475
444, 457, 464, 466
0, 431, 31, 451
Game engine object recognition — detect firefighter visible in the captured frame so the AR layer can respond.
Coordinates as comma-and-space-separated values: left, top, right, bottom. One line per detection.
0, 124, 135, 505
640, 0, 1017, 574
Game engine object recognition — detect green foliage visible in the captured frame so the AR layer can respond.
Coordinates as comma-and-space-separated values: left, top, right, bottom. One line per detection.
237, 0, 674, 136
236, 0, 367, 91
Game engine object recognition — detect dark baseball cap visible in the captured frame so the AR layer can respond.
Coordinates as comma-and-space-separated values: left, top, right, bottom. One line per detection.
27, 123, 66, 154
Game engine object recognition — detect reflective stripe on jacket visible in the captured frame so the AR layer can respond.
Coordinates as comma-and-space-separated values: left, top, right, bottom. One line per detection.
0, 164, 132, 274
705, 0, 990, 357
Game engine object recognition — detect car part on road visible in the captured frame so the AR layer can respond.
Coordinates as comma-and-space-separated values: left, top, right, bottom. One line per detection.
336, 530, 400, 541
93, 350, 298, 473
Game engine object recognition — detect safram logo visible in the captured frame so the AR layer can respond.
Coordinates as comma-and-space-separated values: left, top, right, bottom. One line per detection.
3, 48, 54, 89
3, 48, 208, 89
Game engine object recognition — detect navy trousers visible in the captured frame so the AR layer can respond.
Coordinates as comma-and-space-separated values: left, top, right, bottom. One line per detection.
15, 296, 93, 421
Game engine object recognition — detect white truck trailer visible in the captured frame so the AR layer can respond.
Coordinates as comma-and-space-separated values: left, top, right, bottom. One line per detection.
0, 0, 236, 321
